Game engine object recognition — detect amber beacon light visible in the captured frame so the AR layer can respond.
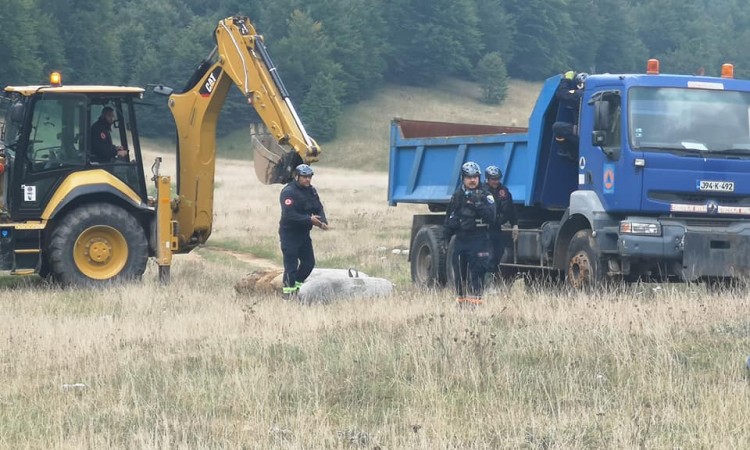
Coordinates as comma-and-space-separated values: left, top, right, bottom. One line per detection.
49, 72, 62, 87
646, 59, 660, 75
721, 63, 734, 79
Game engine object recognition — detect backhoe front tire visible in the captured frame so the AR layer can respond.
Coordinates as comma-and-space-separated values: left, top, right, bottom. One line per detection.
48, 203, 148, 286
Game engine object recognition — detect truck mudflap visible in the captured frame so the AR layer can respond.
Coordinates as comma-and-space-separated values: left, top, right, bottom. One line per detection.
682, 232, 750, 280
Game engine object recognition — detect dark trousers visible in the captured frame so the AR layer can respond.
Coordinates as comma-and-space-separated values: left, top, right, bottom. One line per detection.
489, 229, 510, 271
452, 233, 491, 297
552, 121, 578, 144
280, 230, 315, 288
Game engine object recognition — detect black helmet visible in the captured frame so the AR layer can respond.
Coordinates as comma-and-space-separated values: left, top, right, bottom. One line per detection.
575, 72, 589, 85
294, 164, 314, 177
461, 161, 481, 177
485, 165, 502, 180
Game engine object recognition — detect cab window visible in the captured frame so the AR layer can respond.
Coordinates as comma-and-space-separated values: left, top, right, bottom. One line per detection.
28, 95, 86, 172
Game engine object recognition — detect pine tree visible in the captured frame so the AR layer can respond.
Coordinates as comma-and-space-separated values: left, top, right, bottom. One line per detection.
566, 0, 600, 72
384, 0, 482, 85
633, 0, 724, 75
476, 52, 509, 104
475, 0, 515, 63
505, 0, 573, 79
300, 72, 343, 142
0, 0, 44, 86
271, 10, 340, 101
258, 0, 302, 41
39, 0, 122, 84
594, 0, 646, 73
304, 0, 387, 102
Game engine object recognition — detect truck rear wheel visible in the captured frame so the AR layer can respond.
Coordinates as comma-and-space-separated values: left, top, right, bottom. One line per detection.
411, 225, 448, 287
566, 229, 606, 289
48, 203, 148, 286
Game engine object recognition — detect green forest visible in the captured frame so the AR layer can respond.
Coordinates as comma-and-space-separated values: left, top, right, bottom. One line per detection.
2, 0, 750, 140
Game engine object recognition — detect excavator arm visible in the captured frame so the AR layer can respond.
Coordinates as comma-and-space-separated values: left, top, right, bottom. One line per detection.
166, 16, 320, 251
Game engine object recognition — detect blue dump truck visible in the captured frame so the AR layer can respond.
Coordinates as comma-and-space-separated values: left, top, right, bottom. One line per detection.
389, 61, 750, 288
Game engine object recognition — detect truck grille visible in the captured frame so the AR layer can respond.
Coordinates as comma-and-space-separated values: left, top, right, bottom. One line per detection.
681, 219, 732, 228
649, 191, 750, 205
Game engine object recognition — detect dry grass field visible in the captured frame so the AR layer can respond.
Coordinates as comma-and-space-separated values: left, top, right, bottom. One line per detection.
3, 80, 750, 448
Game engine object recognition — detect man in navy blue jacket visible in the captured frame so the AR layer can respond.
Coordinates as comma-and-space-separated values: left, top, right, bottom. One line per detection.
279, 164, 328, 297
445, 162, 496, 306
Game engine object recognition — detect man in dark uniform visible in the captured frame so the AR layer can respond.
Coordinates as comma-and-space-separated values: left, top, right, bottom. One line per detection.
90, 107, 128, 163
445, 161, 496, 306
552, 71, 587, 158
484, 165, 518, 274
279, 163, 328, 297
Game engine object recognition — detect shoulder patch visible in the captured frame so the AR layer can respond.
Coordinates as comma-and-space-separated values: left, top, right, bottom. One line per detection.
283, 198, 294, 206
100, 132, 106, 140
486, 194, 495, 205
498, 189, 508, 199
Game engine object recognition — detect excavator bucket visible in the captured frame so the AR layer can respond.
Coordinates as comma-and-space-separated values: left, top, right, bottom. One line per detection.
252, 135, 301, 185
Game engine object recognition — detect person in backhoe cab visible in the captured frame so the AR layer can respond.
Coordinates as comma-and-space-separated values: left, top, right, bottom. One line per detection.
90, 106, 128, 163
279, 164, 328, 298
484, 165, 518, 275
445, 162, 496, 306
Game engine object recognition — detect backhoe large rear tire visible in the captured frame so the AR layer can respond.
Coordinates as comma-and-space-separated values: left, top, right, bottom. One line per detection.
411, 225, 448, 287
48, 203, 148, 286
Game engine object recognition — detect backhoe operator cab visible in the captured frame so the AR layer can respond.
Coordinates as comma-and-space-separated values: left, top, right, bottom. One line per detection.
2, 88, 148, 217
0, 83, 152, 285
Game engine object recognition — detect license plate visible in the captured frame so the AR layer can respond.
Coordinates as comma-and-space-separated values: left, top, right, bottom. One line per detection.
698, 180, 735, 192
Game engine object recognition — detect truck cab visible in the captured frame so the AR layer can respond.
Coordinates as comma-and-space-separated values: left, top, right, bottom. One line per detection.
574, 63, 750, 284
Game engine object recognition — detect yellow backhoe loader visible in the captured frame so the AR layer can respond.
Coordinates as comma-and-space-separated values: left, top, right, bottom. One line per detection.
0, 16, 319, 285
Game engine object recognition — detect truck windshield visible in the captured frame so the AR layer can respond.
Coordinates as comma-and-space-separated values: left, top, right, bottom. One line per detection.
629, 87, 750, 155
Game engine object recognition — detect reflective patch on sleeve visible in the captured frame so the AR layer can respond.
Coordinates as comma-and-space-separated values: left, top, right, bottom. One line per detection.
284, 198, 294, 206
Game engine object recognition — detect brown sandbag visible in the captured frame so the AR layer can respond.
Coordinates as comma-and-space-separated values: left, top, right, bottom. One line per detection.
234, 268, 283, 295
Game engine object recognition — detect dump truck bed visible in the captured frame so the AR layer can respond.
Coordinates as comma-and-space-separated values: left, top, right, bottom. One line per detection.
387, 75, 575, 210
388, 119, 528, 206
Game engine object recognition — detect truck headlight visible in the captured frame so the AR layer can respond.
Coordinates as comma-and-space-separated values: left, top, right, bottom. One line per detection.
619, 221, 661, 236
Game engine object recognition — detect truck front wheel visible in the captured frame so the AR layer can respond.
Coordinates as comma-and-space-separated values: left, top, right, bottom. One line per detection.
566, 229, 606, 289
411, 225, 448, 287
48, 203, 148, 286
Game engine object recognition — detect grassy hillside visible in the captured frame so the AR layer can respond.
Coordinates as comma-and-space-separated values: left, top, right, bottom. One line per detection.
217, 77, 542, 171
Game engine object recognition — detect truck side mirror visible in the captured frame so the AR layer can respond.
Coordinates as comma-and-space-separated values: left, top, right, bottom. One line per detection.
589, 92, 622, 160
593, 100, 610, 132
152, 85, 174, 96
